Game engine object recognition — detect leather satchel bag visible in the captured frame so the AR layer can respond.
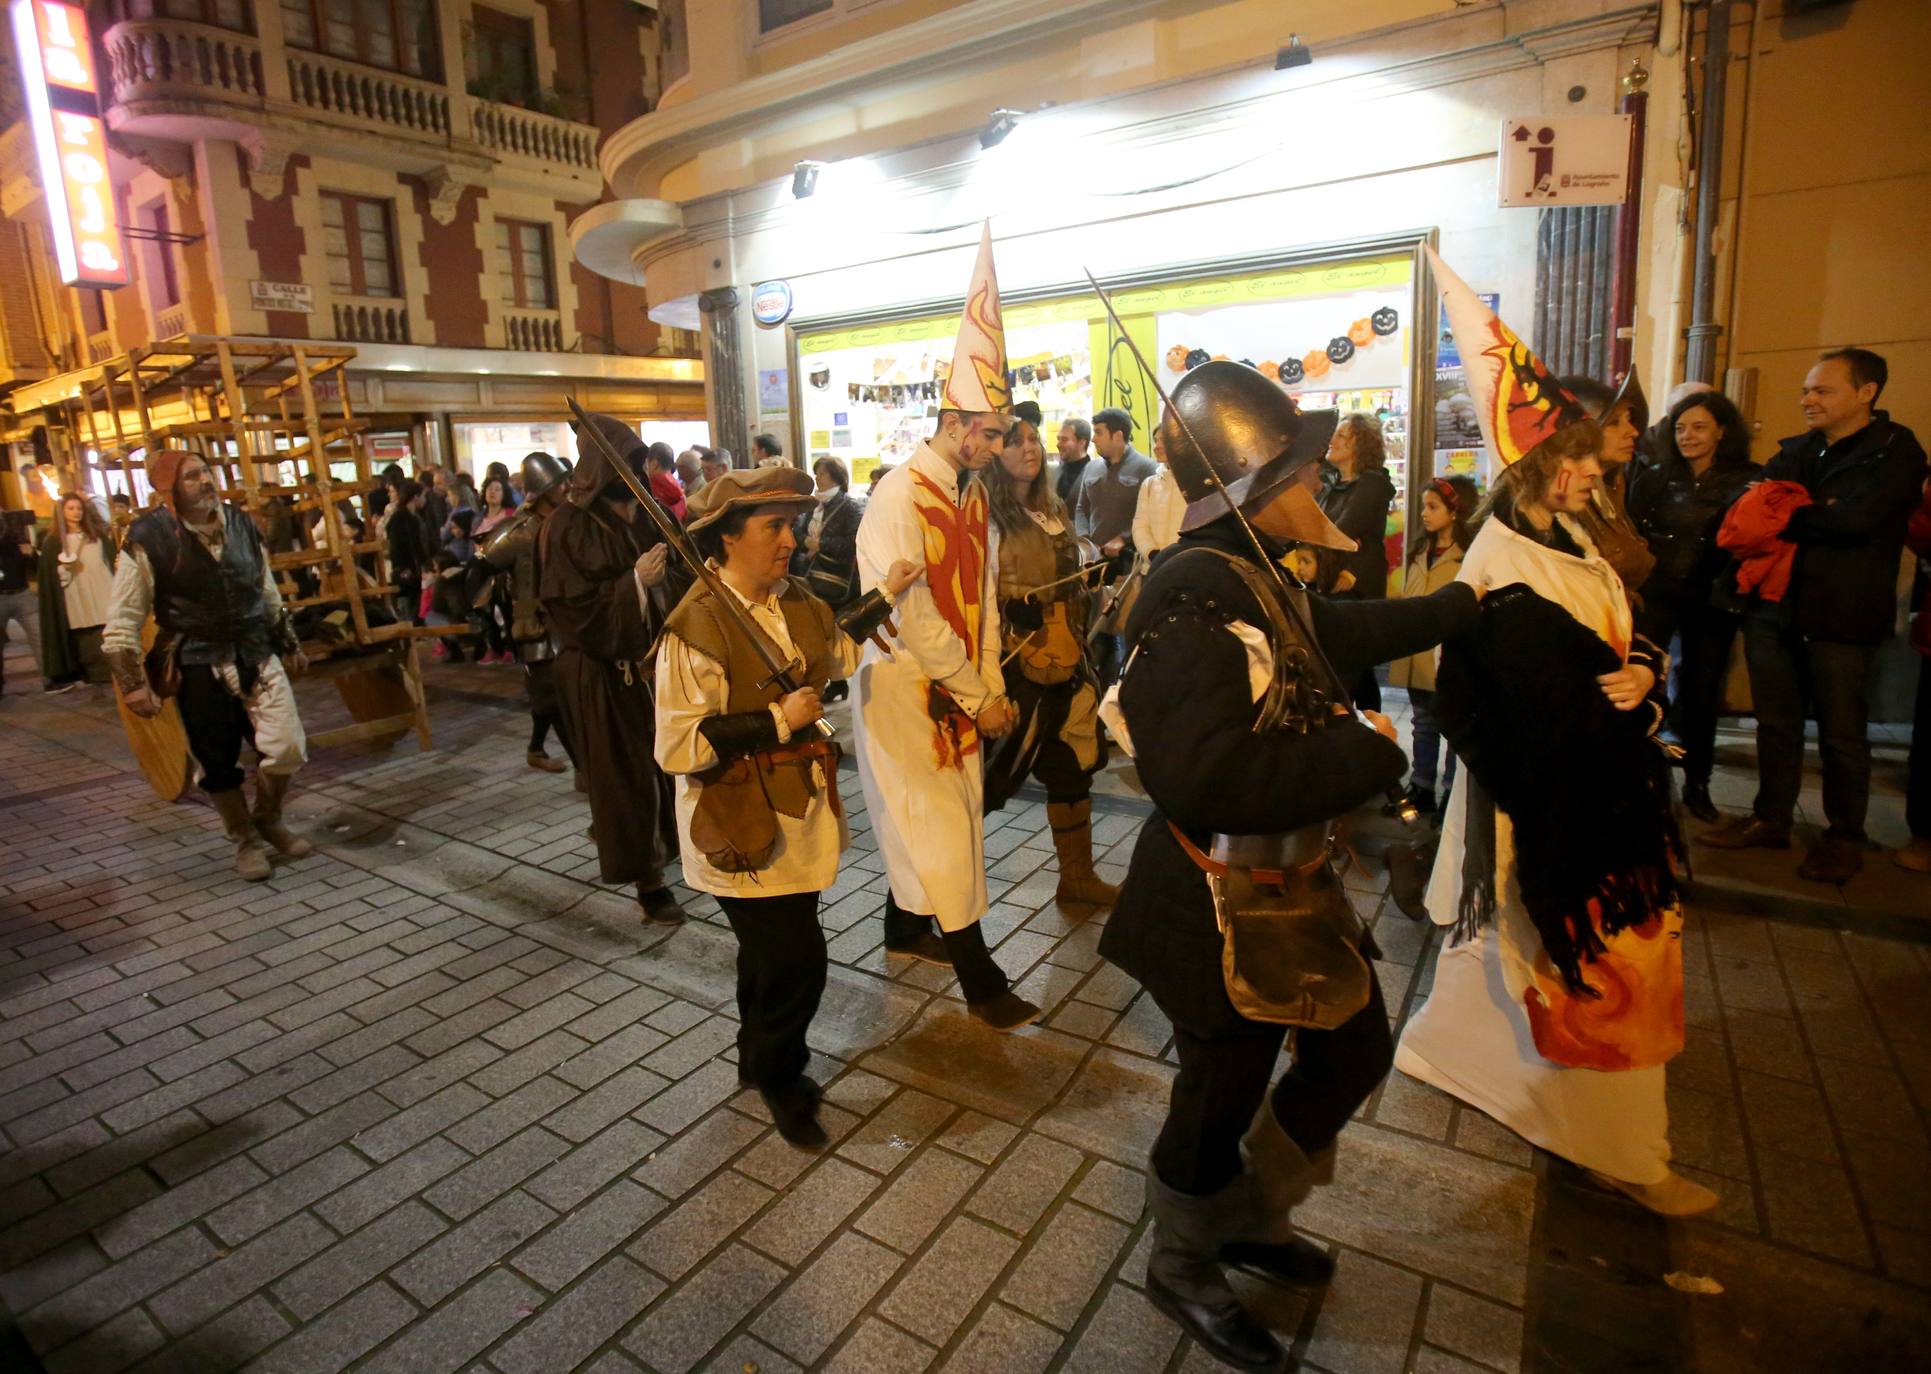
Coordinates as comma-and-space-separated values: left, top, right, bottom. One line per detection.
1210, 865, 1372, 1030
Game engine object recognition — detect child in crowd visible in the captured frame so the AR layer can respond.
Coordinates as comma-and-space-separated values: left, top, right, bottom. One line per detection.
1388, 474, 1478, 814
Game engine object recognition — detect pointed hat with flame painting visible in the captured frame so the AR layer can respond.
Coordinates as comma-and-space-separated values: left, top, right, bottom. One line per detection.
940, 222, 1012, 415
1425, 246, 1590, 466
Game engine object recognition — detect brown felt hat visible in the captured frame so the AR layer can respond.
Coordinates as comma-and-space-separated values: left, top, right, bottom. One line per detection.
684, 464, 815, 533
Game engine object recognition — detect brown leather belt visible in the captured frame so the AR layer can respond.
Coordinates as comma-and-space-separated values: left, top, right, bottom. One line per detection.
1169, 823, 1328, 886
759, 737, 840, 768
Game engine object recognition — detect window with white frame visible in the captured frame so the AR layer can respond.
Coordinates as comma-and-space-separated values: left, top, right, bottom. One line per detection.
495, 218, 555, 310
320, 191, 400, 298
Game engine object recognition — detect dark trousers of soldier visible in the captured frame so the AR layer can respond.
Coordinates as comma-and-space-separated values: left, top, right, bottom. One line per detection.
883, 893, 1009, 1004
524, 659, 575, 761
1151, 973, 1393, 1195
983, 673, 1100, 811
717, 892, 828, 1090
178, 664, 260, 793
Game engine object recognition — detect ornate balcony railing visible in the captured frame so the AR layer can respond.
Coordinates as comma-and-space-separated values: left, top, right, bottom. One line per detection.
286, 49, 450, 140
470, 101, 598, 173
153, 304, 188, 338
503, 310, 565, 352
101, 19, 265, 107
87, 331, 116, 364
332, 299, 410, 345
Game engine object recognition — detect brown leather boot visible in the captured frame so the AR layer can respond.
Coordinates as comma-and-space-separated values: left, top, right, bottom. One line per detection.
252, 771, 313, 858
1049, 799, 1120, 909
211, 788, 272, 881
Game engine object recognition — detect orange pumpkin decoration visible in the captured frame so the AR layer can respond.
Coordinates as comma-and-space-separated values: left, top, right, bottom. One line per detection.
1302, 349, 1331, 379
1258, 360, 1280, 380
1348, 317, 1375, 347
1165, 345, 1189, 373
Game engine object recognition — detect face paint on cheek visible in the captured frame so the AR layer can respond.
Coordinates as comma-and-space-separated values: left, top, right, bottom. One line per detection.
1551, 469, 1573, 504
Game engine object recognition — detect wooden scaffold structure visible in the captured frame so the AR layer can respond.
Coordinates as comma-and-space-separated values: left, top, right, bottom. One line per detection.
47, 335, 440, 799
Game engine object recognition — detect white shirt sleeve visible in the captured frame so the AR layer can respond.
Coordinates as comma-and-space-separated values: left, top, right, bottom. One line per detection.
100, 543, 155, 658
654, 633, 727, 775
1132, 475, 1157, 563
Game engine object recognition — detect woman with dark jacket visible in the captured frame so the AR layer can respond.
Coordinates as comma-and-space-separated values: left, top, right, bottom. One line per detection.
1317, 412, 1397, 709
1626, 391, 1760, 821
385, 479, 434, 624
793, 457, 864, 701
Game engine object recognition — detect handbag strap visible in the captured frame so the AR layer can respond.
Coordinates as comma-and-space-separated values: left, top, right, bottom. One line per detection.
1168, 822, 1325, 887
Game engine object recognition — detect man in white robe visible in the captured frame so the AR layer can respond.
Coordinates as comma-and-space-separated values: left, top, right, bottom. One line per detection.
852, 224, 1039, 1031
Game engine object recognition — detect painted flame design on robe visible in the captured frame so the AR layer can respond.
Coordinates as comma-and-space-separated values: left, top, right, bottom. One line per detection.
1524, 901, 1685, 1071
911, 470, 989, 769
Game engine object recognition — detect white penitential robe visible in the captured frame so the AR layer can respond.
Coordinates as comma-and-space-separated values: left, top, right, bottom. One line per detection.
853, 442, 1004, 932
1395, 512, 1673, 1187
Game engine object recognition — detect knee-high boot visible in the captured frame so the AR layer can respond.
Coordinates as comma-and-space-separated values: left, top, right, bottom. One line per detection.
212, 788, 272, 881
1217, 1106, 1337, 1287
1144, 1171, 1288, 1372
1048, 799, 1120, 908
252, 770, 313, 858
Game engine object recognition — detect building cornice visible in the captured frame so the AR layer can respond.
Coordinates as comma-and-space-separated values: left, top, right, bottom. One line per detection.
617, 4, 1655, 280
599, 0, 1226, 200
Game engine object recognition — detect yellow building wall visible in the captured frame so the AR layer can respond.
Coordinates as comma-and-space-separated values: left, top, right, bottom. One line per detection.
1719, 0, 1931, 451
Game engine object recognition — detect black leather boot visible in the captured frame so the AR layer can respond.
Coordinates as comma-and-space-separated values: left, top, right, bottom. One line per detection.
1145, 1172, 1289, 1372
883, 891, 950, 964
1223, 1109, 1337, 1288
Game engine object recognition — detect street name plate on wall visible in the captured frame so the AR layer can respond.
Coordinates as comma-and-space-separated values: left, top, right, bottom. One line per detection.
1496, 115, 1633, 207
250, 280, 313, 313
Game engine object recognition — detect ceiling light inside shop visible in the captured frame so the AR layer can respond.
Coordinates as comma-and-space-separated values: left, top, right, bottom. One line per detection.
1275, 35, 1311, 70
791, 161, 824, 199
979, 110, 1021, 150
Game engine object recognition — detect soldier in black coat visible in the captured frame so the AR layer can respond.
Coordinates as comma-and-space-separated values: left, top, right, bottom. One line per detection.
1099, 363, 1479, 1371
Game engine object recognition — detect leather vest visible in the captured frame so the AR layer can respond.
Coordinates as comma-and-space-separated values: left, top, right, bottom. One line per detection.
127, 506, 274, 666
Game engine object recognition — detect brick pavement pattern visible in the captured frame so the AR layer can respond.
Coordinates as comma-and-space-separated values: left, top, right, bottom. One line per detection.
3, 667, 1929, 1372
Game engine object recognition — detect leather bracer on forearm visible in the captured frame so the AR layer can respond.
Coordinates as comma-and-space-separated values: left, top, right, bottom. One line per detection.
105, 647, 146, 696
836, 588, 895, 644
698, 709, 782, 765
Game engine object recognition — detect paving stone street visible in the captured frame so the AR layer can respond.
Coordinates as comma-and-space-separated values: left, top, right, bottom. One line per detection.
2, 658, 1929, 1373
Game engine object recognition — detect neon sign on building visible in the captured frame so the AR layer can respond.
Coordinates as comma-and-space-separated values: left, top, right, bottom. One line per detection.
11, 0, 130, 287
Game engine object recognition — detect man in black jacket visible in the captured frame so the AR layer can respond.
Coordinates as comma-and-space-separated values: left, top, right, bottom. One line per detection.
1704, 348, 1928, 882
1100, 363, 1478, 1371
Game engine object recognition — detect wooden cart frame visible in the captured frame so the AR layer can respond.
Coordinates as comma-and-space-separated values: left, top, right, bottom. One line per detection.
55, 336, 440, 785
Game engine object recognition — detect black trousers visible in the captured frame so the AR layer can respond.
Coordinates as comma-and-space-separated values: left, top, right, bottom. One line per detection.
1743, 610, 1878, 837
716, 891, 827, 1091
1909, 654, 1930, 841
1151, 970, 1393, 1196
177, 663, 257, 794
1668, 603, 1741, 787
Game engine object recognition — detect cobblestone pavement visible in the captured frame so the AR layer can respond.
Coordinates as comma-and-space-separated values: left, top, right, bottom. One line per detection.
2, 658, 1929, 1373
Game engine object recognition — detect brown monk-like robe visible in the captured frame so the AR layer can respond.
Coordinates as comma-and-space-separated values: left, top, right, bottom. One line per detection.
539, 420, 682, 887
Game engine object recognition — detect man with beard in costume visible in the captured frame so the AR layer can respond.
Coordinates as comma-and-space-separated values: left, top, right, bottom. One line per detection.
540, 415, 688, 925
853, 223, 1036, 1031
479, 451, 577, 774
106, 450, 314, 881
1099, 362, 1480, 1370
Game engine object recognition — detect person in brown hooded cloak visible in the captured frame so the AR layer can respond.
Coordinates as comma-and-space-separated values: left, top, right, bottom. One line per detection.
539, 414, 689, 924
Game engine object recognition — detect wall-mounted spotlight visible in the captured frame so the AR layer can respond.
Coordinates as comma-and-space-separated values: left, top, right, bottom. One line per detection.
792, 160, 824, 199
979, 109, 1021, 150
1275, 35, 1311, 70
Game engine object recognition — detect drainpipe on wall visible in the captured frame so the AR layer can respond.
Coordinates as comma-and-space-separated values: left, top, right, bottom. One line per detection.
1683, 0, 1730, 384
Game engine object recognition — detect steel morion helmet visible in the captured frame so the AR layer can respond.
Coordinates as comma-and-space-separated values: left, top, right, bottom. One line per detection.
1158, 361, 1340, 534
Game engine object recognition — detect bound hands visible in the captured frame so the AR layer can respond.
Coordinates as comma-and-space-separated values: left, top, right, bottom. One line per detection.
1597, 662, 1655, 711
779, 686, 823, 733
634, 544, 670, 589
976, 696, 1018, 739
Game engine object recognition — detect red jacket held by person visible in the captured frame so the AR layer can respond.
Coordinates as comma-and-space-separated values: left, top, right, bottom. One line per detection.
1717, 479, 1813, 604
